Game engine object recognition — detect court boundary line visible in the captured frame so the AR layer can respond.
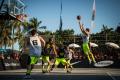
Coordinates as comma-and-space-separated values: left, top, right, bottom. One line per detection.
107, 72, 116, 80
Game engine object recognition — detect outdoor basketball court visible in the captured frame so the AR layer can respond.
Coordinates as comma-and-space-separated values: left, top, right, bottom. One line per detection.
0, 68, 120, 80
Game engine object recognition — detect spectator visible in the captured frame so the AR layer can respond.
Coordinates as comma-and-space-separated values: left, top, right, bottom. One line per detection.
0, 53, 6, 70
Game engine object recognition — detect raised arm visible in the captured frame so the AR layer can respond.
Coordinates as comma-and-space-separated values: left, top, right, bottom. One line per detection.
77, 15, 89, 36
52, 44, 57, 56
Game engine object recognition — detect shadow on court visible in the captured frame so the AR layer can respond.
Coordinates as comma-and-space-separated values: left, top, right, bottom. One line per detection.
0, 68, 120, 80
0, 74, 120, 80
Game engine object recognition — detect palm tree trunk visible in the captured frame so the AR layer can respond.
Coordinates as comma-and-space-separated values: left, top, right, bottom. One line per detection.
12, 26, 14, 54
18, 28, 21, 51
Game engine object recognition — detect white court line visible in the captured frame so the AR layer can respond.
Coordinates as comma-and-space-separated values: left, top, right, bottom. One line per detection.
107, 72, 116, 80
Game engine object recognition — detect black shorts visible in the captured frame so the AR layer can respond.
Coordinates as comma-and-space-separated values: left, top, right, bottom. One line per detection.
19, 54, 31, 68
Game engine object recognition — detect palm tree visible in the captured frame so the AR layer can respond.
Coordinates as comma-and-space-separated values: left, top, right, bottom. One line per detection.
15, 30, 25, 51
0, 20, 12, 49
2, 28, 12, 49
29, 17, 42, 30
15, 20, 28, 51
11, 20, 22, 51
9, 17, 42, 51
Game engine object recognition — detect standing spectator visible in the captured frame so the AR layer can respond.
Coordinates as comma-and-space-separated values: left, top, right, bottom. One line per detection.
65, 47, 74, 70
0, 53, 6, 70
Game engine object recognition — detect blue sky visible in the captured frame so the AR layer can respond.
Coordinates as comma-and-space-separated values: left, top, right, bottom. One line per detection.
22, 0, 120, 34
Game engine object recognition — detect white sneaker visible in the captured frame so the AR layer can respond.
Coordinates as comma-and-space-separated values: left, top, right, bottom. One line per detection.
89, 60, 92, 64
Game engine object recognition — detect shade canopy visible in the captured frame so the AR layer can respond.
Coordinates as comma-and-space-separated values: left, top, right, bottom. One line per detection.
68, 43, 80, 48
105, 42, 120, 49
90, 42, 98, 47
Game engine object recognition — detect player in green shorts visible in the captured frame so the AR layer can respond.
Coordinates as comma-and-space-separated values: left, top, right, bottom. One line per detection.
23, 29, 45, 79
42, 38, 57, 73
42, 41, 52, 73
50, 45, 70, 73
77, 15, 96, 64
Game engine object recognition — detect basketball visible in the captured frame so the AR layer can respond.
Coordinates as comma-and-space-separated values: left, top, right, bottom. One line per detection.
77, 15, 81, 20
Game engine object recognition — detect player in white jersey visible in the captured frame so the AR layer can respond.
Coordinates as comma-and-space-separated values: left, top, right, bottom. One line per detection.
77, 15, 96, 64
65, 47, 74, 70
24, 28, 45, 79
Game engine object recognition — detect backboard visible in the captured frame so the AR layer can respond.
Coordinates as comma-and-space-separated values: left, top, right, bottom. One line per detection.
0, 0, 26, 21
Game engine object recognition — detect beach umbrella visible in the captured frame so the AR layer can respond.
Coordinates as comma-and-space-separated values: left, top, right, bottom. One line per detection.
90, 42, 98, 47
105, 42, 120, 49
68, 43, 80, 48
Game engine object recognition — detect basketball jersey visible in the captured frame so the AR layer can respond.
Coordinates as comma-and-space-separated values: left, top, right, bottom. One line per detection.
67, 49, 73, 60
82, 34, 90, 43
29, 35, 42, 57
43, 43, 52, 56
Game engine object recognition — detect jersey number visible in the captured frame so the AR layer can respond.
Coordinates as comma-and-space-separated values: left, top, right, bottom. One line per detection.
32, 40, 38, 45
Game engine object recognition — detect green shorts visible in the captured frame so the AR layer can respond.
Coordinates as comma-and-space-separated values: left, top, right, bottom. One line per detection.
42, 55, 50, 62
55, 58, 67, 66
82, 42, 90, 55
30, 56, 39, 65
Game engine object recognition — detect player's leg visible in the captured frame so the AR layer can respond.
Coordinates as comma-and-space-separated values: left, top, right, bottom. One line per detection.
89, 52, 96, 63
65, 59, 72, 70
25, 56, 39, 79
67, 59, 73, 69
28, 56, 38, 71
42, 55, 51, 72
46, 56, 51, 71
83, 43, 92, 64
87, 44, 96, 64
61, 58, 71, 73
42, 55, 46, 73
25, 56, 32, 79
64, 59, 68, 70
50, 58, 60, 71
86, 54, 92, 64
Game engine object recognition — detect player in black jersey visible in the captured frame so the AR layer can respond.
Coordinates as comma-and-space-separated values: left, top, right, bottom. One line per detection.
42, 38, 57, 73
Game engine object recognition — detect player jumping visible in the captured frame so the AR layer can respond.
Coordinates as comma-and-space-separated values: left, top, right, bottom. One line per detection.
77, 16, 96, 64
